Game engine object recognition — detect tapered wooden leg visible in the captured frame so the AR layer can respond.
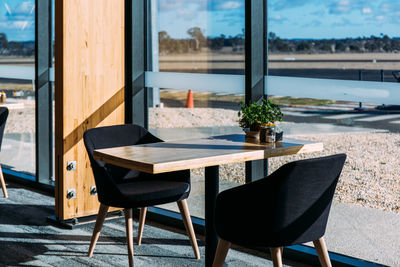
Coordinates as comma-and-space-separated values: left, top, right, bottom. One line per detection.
137, 207, 147, 245
212, 239, 231, 267
177, 199, 200, 259
88, 204, 109, 257
270, 247, 283, 267
0, 165, 8, 198
313, 237, 332, 267
124, 208, 134, 267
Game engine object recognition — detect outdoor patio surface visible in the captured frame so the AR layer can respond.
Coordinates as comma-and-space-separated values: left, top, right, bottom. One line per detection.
0, 181, 306, 267
1, 124, 398, 266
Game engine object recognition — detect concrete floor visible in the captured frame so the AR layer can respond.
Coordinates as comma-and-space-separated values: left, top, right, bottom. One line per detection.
0, 182, 306, 267
0, 124, 397, 266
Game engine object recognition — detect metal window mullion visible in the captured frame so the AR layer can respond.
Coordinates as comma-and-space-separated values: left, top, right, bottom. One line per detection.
245, 0, 268, 183
125, 0, 148, 128
35, 0, 53, 184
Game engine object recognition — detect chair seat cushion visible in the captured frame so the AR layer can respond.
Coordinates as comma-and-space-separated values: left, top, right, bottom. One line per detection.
105, 180, 190, 208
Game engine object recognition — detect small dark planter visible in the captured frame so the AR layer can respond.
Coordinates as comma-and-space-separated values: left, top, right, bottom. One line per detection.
244, 128, 260, 140
275, 131, 283, 141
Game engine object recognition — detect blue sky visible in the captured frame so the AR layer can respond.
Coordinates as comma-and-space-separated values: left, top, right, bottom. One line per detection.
159, 0, 400, 39
1, 0, 399, 41
0, 0, 35, 41
268, 0, 400, 39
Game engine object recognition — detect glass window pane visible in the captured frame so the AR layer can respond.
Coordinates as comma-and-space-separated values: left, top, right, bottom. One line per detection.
149, 0, 246, 219
267, 1, 400, 265
0, 1, 35, 176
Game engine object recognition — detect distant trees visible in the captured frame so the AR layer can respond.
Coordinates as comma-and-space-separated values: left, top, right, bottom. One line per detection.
0, 33, 8, 49
3, 28, 399, 57
187, 27, 206, 51
267, 32, 400, 54
159, 27, 244, 55
158, 30, 191, 54
0, 32, 34, 57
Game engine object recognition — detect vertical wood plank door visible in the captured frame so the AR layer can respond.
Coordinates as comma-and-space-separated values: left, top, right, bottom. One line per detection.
55, 0, 125, 220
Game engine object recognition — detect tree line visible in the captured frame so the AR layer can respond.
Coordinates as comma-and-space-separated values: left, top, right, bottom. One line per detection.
0, 33, 35, 57
159, 27, 244, 54
160, 29, 400, 54
268, 32, 400, 54
2, 29, 400, 57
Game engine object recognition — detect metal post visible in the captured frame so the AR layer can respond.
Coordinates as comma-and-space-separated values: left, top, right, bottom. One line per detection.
125, 0, 148, 128
245, 0, 268, 182
147, 0, 160, 108
35, 0, 53, 184
357, 70, 363, 110
204, 165, 219, 267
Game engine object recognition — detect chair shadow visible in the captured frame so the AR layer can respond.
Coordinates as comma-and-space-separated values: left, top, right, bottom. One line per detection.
0, 240, 49, 266
140, 237, 205, 247
0, 203, 54, 226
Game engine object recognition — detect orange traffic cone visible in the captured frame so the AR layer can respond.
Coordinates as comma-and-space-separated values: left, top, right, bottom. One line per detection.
186, 90, 194, 108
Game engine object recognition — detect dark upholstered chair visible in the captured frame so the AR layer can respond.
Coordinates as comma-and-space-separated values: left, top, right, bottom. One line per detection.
0, 107, 9, 198
213, 154, 347, 267
84, 124, 199, 266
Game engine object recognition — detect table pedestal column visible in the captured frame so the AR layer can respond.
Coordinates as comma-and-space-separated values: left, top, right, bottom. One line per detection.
205, 165, 219, 267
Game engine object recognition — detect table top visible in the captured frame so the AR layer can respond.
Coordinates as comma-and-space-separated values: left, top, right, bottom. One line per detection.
93, 134, 323, 174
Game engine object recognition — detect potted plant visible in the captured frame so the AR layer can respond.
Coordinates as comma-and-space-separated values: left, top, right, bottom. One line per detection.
259, 99, 283, 142
238, 101, 263, 139
238, 99, 283, 141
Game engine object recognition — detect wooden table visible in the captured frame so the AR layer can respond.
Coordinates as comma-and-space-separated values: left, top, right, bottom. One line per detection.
94, 134, 323, 266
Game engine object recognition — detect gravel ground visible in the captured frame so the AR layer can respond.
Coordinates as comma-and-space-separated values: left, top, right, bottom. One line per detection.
4, 105, 399, 213
191, 133, 400, 214
149, 107, 238, 128
149, 108, 400, 214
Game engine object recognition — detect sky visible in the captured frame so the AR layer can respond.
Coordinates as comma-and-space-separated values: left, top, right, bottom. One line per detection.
0, 0, 35, 41
0, 0, 399, 41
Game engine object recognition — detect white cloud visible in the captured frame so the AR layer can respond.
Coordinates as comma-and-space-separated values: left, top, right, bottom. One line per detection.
14, 1, 35, 15
330, 0, 351, 14
0, 20, 33, 31
362, 7, 372, 14
376, 15, 385, 21
219, 1, 243, 10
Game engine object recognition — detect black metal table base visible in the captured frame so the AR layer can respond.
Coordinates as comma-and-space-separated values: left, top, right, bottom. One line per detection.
205, 165, 219, 267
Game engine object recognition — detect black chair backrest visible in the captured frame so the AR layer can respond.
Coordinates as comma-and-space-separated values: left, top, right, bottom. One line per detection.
265, 154, 346, 245
215, 154, 346, 247
0, 107, 9, 151
83, 124, 163, 203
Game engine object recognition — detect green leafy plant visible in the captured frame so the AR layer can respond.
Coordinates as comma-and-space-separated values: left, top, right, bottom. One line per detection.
238, 101, 261, 130
238, 99, 283, 130
259, 99, 283, 125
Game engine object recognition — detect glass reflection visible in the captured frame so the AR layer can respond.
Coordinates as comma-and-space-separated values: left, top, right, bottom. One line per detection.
267, 1, 400, 265
150, 0, 246, 218
0, 0, 35, 175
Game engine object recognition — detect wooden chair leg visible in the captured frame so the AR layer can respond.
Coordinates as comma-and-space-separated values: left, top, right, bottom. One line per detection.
213, 239, 231, 267
137, 207, 147, 245
270, 247, 283, 267
177, 199, 200, 259
0, 165, 8, 198
313, 237, 332, 267
124, 208, 134, 267
88, 204, 109, 257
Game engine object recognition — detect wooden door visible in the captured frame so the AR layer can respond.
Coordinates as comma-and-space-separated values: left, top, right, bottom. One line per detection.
55, 0, 125, 220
